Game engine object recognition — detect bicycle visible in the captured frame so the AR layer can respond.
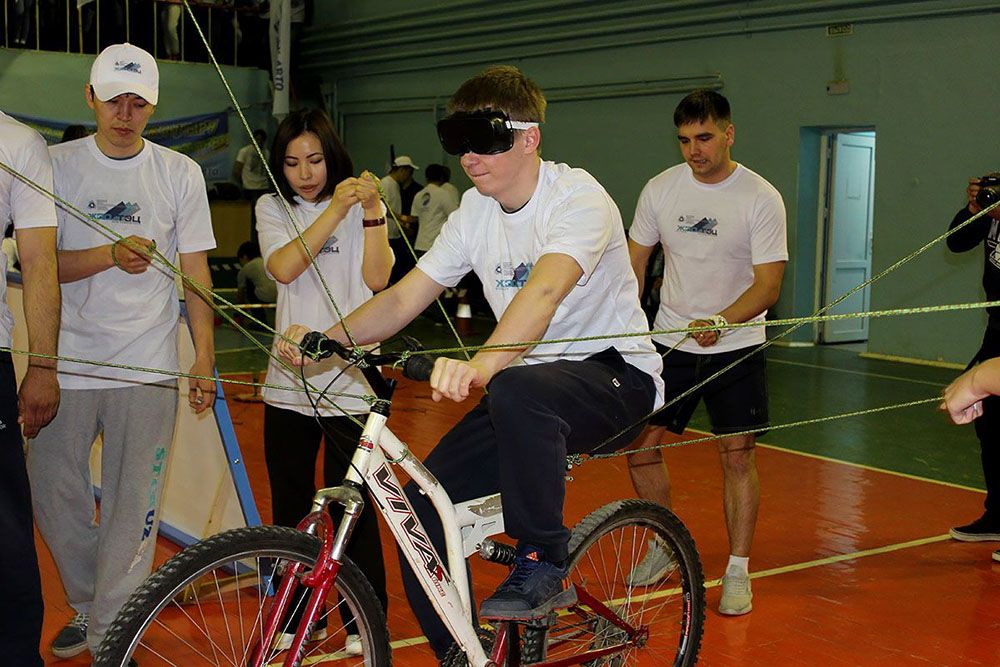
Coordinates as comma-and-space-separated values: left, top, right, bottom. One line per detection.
94, 334, 705, 666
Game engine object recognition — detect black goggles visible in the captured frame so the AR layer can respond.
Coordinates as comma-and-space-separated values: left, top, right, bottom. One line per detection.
436, 110, 539, 156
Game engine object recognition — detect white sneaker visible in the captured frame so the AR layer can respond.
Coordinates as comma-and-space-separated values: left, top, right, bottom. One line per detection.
344, 634, 363, 656
719, 567, 753, 615
628, 537, 678, 586
273, 627, 328, 651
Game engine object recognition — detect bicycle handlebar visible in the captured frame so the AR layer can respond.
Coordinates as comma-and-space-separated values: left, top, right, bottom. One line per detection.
299, 330, 435, 384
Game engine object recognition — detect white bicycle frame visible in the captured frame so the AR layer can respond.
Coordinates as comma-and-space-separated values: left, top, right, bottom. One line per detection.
317, 408, 502, 667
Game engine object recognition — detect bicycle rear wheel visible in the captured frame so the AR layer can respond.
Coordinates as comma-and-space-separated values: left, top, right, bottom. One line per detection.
93, 525, 391, 666
545, 499, 705, 666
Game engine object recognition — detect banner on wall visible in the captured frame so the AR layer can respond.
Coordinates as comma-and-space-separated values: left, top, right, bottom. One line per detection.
10, 111, 231, 182
269, 0, 291, 119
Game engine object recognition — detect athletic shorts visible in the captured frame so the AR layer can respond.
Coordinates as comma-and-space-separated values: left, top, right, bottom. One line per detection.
649, 342, 769, 436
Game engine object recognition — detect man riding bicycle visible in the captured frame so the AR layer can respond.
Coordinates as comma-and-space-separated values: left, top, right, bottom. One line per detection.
280, 65, 664, 660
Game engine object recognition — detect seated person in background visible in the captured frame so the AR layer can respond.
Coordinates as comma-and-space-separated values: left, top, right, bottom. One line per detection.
278, 64, 663, 660
236, 240, 277, 330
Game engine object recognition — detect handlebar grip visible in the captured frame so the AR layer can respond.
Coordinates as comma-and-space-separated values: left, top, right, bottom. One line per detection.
403, 355, 435, 382
300, 331, 336, 361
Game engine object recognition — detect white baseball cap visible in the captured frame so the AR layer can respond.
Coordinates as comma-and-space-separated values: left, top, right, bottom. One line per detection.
393, 155, 420, 170
90, 43, 159, 105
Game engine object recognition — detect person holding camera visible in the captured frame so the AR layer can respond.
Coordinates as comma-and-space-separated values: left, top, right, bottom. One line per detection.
946, 173, 1000, 546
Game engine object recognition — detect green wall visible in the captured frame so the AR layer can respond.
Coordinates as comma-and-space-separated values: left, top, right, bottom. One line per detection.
303, 0, 1000, 363
0, 47, 271, 181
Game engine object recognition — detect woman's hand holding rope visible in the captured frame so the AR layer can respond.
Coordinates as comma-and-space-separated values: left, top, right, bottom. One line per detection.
278, 324, 313, 367
328, 171, 382, 220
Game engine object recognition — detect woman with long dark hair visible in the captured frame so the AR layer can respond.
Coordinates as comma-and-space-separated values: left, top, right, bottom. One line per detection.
256, 108, 392, 654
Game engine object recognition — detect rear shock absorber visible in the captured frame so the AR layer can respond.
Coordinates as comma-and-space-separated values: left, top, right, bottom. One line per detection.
479, 539, 517, 566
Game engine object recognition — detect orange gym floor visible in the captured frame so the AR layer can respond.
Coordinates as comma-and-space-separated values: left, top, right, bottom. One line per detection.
35, 352, 1000, 665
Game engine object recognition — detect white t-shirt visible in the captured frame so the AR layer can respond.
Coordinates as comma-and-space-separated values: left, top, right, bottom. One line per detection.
380, 175, 403, 240
418, 160, 664, 406
236, 144, 270, 191
0, 111, 58, 348
441, 182, 461, 209
629, 163, 787, 353
412, 183, 458, 252
257, 194, 383, 416
50, 136, 217, 388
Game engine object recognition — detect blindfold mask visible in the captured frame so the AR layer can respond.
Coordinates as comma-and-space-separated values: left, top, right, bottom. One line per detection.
436, 110, 539, 156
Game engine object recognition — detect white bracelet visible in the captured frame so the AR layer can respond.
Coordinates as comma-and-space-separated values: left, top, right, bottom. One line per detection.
707, 314, 729, 336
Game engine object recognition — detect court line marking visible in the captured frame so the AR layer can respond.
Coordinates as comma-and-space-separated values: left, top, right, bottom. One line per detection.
384, 533, 953, 655
681, 427, 985, 494
768, 357, 948, 387
705, 533, 951, 587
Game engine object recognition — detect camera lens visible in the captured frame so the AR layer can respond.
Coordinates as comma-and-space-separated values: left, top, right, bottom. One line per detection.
977, 186, 1000, 209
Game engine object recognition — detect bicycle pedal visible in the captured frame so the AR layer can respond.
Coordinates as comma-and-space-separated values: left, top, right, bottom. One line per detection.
522, 622, 549, 664
522, 611, 556, 630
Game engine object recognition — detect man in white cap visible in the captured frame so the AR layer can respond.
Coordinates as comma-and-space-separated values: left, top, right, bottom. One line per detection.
27, 43, 218, 660
0, 109, 62, 667
381, 155, 420, 283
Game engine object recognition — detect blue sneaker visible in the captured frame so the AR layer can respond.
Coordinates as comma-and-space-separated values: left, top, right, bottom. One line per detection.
479, 545, 577, 621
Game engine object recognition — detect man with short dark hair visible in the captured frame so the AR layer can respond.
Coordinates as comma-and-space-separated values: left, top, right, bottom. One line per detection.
0, 108, 62, 667
279, 65, 663, 659
234, 128, 271, 241
626, 89, 787, 616
28, 43, 218, 659
382, 155, 420, 283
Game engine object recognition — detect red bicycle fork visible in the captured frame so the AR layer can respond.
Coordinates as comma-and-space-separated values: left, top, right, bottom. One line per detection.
249, 511, 345, 667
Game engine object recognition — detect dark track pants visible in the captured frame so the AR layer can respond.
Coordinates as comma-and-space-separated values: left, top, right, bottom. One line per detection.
400, 348, 656, 657
973, 326, 1000, 518
0, 353, 43, 666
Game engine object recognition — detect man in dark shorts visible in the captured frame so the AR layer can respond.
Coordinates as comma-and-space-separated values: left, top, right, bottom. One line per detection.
625, 90, 787, 615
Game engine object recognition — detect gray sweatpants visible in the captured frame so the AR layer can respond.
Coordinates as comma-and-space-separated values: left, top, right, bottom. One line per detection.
27, 382, 178, 651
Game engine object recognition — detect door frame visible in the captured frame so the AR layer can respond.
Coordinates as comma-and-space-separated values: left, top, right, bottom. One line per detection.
814, 126, 876, 344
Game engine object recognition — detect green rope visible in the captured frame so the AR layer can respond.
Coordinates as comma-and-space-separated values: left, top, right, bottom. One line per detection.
0, 347, 374, 401
409, 299, 1000, 357
570, 396, 942, 465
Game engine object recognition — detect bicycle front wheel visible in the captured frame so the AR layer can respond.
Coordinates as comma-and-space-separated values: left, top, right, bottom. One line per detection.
93, 525, 391, 666
546, 499, 705, 666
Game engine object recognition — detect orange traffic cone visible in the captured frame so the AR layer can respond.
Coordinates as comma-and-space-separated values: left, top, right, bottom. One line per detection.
456, 301, 473, 337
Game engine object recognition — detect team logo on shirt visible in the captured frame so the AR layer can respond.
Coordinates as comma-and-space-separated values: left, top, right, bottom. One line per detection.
114, 60, 142, 74
495, 261, 533, 289
676, 215, 718, 236
988, 221, 1000, 270
319, 235, 340, 254
88, 199, 142, 224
